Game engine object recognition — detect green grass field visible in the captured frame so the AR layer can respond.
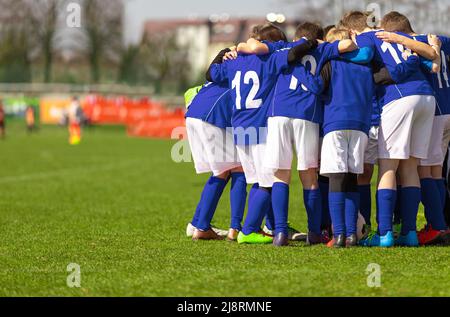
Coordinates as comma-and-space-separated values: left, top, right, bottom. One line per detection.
1, 120, 449, 297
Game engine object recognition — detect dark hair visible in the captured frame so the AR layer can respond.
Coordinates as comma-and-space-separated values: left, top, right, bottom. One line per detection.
381, 11, 414, 34
340, 11, 370, 32
255, 23, 287, 42
323, 25, 336, 40
295, 22, 323, 41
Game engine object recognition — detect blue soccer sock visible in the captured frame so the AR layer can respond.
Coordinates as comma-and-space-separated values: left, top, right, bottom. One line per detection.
329, 192, 346, 237
304, 189, 322, 234
377, 189, 397, 236
196, 176, 228, 231
358, 184, 371, 226
319, 178, 331, 229
272, 182, 289, 235
345, 192, 360, 236
393, 185, 402, 224
248, 183, 259, 204
191, 176, 210, 227
436, 178, 447, 217
191, 202, 201, 228
420, 179, 446, 230
265, 205, 275, 231
242, 188, 271, 235
400, 187, 421, 235
230, 172, 247, 231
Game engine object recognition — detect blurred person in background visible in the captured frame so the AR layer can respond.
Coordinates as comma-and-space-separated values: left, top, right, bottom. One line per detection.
25, 106, 37, 134
68, 96, 83, 145
0, 100, 5, 140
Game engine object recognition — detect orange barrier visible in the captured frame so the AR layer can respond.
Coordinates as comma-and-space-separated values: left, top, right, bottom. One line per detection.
39, 94, 185, 139
40, 97, 72, 124
126, 108, 186, 139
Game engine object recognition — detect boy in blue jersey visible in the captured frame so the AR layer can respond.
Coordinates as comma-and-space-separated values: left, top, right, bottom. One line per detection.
185, 77, 247, 241
380, 12, 450, 245
206, 23, 319, 245
342, 11, 438, 247
263, 23, 364, 246
312, 28, 374, 247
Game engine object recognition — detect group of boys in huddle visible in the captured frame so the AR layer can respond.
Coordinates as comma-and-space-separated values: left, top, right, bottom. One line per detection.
184, 11, 450, 248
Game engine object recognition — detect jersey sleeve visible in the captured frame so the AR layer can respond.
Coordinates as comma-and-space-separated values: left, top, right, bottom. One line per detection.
341, 47, 374, 64
267, 49, 290, 76
209, 62, 229, 84
263, 40, 287, 53
356, 33, 375, 49
295, 65, 324, 95
388, 55, 420, 83
321, 41, 340, 61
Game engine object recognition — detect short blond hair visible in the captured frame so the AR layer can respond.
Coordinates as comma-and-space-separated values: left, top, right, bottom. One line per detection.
325, 27, 350, 42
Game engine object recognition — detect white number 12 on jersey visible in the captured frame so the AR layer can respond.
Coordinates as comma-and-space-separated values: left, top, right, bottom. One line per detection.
231, 71, 263, 110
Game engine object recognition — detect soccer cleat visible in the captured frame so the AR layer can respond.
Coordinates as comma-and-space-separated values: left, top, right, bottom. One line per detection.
417, 225, 450, 246
327, 234, 346, 248
345, 234, 358, 247
227, 229, 240, 242
186, 223, 228, 238
359, 231, 380, 247
379, 231, 394, 247
359, 231, 394, 247
237, 231, 273, 244
186, 223, 196, 237
211, 226, 229, 238
273, 232, 289, 247
395, 231, 419, 247
306, 231, 330, 245
192, 229, 224, 241
263, 224, 307, 241
288, 224, 307, 241
262, 225, 274, 237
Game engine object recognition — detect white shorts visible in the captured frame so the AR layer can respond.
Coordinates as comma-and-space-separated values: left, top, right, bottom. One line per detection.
320, 130, 368, 175
236, 144, 274, 187
420, 114, 450, 166
186, 118, 240, 176
264, 117, 319, 171
364, 126, 379, 165
378, 95, 435, 160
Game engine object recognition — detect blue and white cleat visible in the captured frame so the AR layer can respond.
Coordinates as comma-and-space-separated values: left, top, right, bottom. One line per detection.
359, 231, 394, 247
359, 231, 380, 247
395, 231, 419, 247
379, 231, 394, 247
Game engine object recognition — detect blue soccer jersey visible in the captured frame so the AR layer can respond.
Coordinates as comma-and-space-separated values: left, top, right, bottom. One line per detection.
371, 88, 381, 127
356, 30, 434, 107
413, 35, 450, 115
264, 39, 305, 52
270, 41, 340, 122
322, 59, 374, 136
185, 82, 232, 129
209, 49, 291, 145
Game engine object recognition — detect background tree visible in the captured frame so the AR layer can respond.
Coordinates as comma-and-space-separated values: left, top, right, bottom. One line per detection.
0, 0, 32, 82
82, 0, 124, 83
139, 33, 191, 94
26, 0, 61, 83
